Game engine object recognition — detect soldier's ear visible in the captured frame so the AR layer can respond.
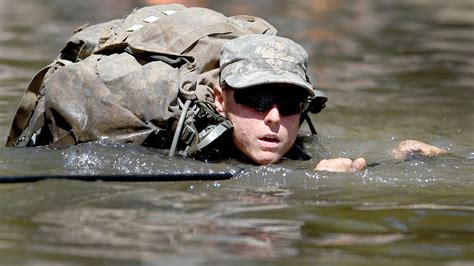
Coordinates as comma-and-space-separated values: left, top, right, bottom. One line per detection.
213, 85, 226, 117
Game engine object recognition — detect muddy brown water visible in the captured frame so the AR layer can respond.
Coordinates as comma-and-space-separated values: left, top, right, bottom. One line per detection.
0, 0, 473, 265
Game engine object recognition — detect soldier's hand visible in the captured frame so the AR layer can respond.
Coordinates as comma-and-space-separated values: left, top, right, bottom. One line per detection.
314, 157, 366, 172
392, 140, 447, 160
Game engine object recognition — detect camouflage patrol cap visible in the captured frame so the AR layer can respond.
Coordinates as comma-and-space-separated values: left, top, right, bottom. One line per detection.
220, 34, 315, 97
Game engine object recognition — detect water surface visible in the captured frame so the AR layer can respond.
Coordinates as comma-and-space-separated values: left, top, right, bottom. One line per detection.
0, 0, 473, 265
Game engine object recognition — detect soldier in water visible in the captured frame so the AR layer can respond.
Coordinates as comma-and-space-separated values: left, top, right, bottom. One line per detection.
5, 7, 446, 172
211, 34, 446, 172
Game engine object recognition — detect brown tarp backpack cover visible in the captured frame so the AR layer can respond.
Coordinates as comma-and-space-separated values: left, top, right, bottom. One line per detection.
6, 4, 278, 157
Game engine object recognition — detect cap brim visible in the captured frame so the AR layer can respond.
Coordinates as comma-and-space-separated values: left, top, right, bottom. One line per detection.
223, 70, 315, 97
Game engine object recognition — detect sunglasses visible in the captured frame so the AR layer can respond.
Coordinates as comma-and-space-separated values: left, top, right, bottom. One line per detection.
232, 87, 308, 116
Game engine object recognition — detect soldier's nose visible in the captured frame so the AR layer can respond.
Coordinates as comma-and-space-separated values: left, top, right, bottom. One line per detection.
264, 104, 281, 126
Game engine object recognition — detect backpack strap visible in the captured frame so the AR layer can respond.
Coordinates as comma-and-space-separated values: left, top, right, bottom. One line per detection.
231, 15, 278, 35
6, 59, 73, 147
170, 23, 235, 54
171, 15, 277, 54
5, 66, 49, 147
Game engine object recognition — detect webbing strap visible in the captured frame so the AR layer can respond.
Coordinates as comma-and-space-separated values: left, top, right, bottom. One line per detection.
169, 23, 235, 54
26, 66, 50, 94
231, 15, 278, 35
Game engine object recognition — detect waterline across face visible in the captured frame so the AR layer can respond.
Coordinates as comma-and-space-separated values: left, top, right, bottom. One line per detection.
214, 85, 304, 165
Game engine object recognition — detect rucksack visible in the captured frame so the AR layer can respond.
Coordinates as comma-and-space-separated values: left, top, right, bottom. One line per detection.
6, 4, 326, 157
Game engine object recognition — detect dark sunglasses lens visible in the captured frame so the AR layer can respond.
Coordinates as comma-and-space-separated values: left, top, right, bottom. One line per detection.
278, 98, 305, 116
234, 89, 306, 116
234, 90, 272, 112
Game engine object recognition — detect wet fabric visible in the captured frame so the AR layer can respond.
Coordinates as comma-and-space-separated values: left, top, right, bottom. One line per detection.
220, 34, 314, 95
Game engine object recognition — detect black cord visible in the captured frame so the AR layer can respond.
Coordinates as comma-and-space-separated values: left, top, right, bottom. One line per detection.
0, 172, 235, 184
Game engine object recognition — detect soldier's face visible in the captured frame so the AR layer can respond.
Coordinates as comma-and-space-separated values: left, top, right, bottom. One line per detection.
214, 86, 301, 165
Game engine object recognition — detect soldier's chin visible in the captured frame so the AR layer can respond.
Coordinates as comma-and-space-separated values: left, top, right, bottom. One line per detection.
249, 151, 283, 165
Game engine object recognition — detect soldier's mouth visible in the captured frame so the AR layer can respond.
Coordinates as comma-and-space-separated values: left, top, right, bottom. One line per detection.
261, 137, 279, 142
258, 136, 280, 148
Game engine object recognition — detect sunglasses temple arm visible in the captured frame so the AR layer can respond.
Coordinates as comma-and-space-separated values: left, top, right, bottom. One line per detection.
300, 113, 318, 135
